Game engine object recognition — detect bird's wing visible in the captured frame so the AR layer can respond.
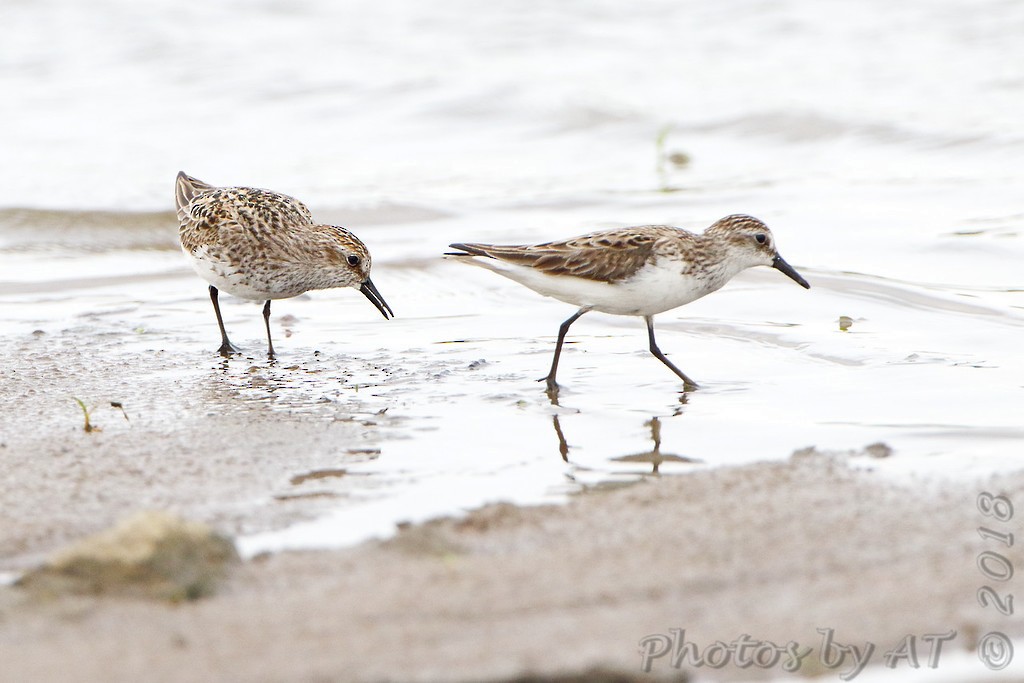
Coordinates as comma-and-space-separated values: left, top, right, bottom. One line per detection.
449, 227, 679, 283
178, 182, 317, 253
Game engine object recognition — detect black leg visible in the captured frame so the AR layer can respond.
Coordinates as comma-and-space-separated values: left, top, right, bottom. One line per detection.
646, 316, 699, 390
262, 300, 275, 359
540, 307, 589, 392
209, 286, 240, 357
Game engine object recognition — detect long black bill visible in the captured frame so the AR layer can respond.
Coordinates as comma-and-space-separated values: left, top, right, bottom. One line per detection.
359, 278, 394, 319
772, 254, 810, 289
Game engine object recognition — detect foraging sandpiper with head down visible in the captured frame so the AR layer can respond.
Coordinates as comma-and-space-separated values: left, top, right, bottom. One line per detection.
175, 172, 393, 358
447, 214, 809, 393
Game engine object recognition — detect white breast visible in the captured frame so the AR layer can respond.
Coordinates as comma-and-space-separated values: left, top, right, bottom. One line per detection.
184, 246, 299, 300
465, 257, 727, 317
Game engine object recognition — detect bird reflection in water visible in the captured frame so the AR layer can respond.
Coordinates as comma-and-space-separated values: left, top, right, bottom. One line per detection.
552, 415, 701, 474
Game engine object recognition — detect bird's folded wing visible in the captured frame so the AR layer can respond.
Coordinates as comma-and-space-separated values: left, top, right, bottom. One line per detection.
450, 228, 669, 283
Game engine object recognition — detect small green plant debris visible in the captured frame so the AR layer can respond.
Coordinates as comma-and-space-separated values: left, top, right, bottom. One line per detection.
73, 397, 101, 433
838, 315, 854, 332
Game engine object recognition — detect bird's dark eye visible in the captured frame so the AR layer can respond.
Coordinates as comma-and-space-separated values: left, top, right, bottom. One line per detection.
347, 254, 360, 266
754, 233, 767, 244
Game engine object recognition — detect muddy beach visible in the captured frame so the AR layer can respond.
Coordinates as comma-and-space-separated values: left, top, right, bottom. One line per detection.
4, 0, 1024, 680
3, 445, 1021, 682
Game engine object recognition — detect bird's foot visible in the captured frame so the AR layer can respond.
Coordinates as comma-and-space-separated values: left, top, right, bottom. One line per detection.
217, 341, 242, 357
539, 376, 562, 404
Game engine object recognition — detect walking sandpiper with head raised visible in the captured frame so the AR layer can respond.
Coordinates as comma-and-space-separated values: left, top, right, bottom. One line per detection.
447, 214, 809, 394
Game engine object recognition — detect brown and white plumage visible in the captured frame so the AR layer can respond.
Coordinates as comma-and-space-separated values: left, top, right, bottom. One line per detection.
451, 227, 666, 284
447, 214, 810, 392
175, 171, 392, 358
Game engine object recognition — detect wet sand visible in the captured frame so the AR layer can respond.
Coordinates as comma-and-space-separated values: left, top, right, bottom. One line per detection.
2, 448, 1020, 682
4, 0, 1024, 679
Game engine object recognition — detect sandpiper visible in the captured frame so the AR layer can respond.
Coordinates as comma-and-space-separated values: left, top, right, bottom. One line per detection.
447, 214, 809, 392
175, 172, 393, 358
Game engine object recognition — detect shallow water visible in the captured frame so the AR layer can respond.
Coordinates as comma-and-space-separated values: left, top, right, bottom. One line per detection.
1, 0, 1023, 559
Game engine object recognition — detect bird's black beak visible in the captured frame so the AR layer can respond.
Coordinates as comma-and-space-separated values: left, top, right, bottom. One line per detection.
360, 278, 394, 319
772, 254, 810, 289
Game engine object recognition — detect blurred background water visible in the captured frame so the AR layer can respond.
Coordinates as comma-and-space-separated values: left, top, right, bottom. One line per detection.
1, 0, 1022, 556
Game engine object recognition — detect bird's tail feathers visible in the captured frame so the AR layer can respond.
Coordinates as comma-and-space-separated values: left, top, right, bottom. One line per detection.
445, 243, 495, 258
175, 171, 216, 218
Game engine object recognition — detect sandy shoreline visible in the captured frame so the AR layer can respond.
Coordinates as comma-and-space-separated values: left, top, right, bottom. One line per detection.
4, 0, 1024, 679
2, 450, 1019, 682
